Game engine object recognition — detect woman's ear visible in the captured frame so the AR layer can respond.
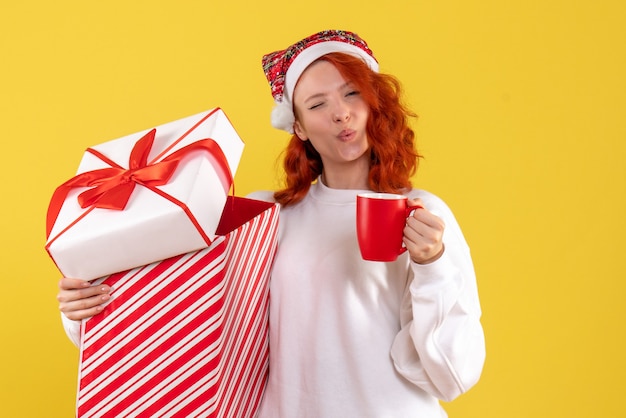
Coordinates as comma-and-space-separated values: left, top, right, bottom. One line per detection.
293, 120, 308, 141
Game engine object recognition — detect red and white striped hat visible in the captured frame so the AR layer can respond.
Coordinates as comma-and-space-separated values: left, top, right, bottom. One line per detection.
262, 30, 379, 133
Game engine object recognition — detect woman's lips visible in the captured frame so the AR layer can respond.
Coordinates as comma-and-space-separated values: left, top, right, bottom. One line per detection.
338, 129, 356, 141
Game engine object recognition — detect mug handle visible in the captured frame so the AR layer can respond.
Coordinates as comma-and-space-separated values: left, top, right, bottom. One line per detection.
399, 204, 424, 255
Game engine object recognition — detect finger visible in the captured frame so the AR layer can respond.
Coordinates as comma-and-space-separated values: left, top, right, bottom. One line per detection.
61, 304, 106, 321
59, 293, 111, 321
407, 198, 424, 213
402, 231, 445, 264
403, 214, 445, 264
403, 229, 441, 252
58, 277, 91, 291
406, 215, 444, 242
409, 209, 445, 234
57, 282, 111, 304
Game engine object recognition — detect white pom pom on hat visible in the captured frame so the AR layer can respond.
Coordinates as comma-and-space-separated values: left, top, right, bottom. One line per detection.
261, 30, 379, 133
270, 100, 296, 134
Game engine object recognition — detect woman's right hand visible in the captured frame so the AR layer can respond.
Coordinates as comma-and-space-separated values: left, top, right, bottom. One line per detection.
57, 277, 112, 321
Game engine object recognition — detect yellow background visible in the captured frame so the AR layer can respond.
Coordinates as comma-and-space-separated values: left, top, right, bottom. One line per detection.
2, 0, 624, 416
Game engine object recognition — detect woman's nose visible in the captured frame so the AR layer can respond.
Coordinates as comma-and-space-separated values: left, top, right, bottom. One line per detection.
333, 106, 350, 122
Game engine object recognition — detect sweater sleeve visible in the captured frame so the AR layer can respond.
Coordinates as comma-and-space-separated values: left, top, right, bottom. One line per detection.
390, 195, 486, 402
61, 312, 81, 347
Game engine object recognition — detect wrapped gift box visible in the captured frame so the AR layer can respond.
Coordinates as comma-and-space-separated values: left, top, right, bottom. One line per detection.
46, 108, 244, 280
76, 196, 279, 418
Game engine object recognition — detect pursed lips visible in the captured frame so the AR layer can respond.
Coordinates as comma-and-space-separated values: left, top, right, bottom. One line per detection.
337, 129, 356, 141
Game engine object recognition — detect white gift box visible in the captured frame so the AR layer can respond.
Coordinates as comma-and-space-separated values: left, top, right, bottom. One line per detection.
46, 108, 244, 280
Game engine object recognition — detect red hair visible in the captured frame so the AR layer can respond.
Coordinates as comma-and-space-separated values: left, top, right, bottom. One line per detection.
274, 52, 421, 206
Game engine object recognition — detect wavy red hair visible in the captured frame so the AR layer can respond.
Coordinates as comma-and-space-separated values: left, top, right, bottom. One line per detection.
274, 52, 421, 206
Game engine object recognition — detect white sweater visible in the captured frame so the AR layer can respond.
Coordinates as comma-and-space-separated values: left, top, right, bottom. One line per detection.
250, 180, 485, 418
61, 180, 485, 417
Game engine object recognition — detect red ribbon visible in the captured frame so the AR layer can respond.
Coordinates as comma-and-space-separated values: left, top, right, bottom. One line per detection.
46, 128, 233, 239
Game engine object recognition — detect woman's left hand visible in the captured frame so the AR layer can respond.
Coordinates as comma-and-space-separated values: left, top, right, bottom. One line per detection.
403, 198, 445, 264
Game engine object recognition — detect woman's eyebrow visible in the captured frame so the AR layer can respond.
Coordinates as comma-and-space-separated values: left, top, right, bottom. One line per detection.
303, 92, 327, 104
303, 82, 352, 104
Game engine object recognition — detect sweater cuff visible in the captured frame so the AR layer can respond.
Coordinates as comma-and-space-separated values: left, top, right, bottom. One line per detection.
61, 312, 81, 348
409, 249, 457, 294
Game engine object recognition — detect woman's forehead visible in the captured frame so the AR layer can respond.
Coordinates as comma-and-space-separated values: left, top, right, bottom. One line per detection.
293, 61, 351, 101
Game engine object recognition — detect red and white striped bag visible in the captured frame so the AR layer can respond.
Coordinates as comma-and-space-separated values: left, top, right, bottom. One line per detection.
76, 196, 279, 418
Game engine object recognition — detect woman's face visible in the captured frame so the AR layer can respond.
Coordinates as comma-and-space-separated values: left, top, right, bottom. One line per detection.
292, 60, 370, 173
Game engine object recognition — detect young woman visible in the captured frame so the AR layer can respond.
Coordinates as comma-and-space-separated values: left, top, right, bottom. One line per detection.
250, 30, 485, 417
57, 30, 485, 417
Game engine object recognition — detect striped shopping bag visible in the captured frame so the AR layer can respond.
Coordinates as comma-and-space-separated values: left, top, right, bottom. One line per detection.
76, 197, 279, 418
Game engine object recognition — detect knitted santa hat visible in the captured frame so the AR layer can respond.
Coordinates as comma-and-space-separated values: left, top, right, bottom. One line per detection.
262, 30, 379, 133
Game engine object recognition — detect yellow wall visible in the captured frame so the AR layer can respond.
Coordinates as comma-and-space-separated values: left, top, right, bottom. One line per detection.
2, 1, 624, 416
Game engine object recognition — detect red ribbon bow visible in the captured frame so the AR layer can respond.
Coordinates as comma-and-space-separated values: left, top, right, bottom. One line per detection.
75, 129, 178, 210
46, 128, 232, 239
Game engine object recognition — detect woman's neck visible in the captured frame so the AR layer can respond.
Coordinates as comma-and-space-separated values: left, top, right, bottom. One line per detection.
320, 158, 370, 190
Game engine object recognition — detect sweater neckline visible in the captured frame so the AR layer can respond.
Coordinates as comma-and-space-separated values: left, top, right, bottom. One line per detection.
309, 177, 372, 205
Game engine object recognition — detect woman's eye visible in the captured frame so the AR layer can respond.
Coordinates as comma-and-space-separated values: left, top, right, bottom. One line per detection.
309, 102, 324, 110
346, 90, 360, 97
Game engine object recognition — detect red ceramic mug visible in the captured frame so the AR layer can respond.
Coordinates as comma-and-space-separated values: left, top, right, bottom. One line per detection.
356, 193, 422, 262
